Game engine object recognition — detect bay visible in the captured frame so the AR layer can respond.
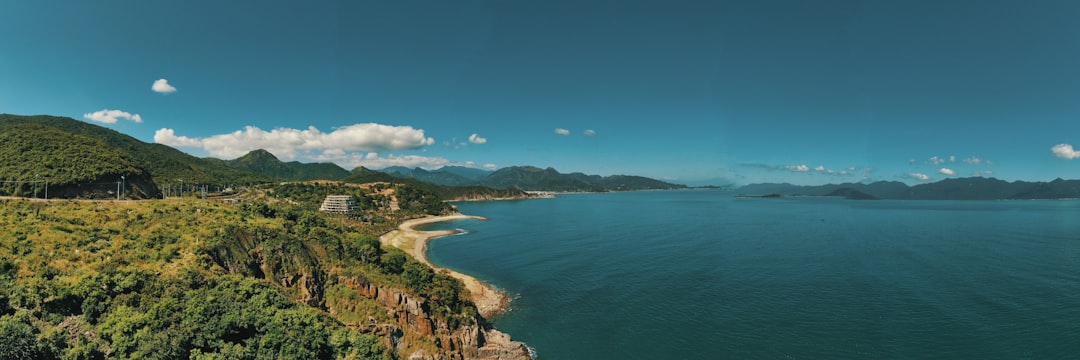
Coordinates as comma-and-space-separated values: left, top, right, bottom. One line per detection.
423, 190, 1080, 359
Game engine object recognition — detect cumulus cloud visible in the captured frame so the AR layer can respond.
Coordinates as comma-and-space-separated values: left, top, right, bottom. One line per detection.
584, 129, 597, 136
84, 109, 143, 124
963, 156, 983, 164
554, 128, 570, 136
152, 79, 177, 94
785, 164, 810, 172
154, 128, 203, 147
814, 165, 825, 172
939, 168, 955, 176
949, 155, 956, 163
928, 156, 946, 165
310, 151, 492, 172
154, 123, 435, 159
468, 133, 487, 144
1052, 144, 1080, 159
908, 173, 931, 181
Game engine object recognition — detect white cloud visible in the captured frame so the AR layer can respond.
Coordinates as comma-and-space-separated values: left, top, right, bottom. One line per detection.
310, 150, 490, 172
583, 129, 597, 136
908, 173, 931, 181
839, 170, 848, 175
949, 155, 956, 163
554, 128, 570, 136
908, 159, 917, 165
939, 168, 955, 176
972, 170, 994, 177
84, 109, 143, 124
1052, 144, 1080, 159
963, 156, 983, 164
152, 79, 177, 94
468, 133, 487, 144
814, 165, 825, 172
928, 156, 946, 165
154, 128, 203, 147
155, 123, 435, 159
785, 164, 809, 172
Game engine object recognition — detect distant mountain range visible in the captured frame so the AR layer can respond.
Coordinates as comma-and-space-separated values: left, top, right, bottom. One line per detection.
738, 177, 1080, 200
0, 114, 685, 198
382, 165, 688, 192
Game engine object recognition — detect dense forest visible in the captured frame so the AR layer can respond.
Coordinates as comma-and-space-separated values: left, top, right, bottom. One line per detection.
0, 189, 480, 359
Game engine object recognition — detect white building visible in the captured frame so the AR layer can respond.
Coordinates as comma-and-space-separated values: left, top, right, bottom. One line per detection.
319, 195, 358, 213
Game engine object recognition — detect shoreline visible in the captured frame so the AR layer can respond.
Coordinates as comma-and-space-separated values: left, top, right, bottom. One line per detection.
379, 214, 509, 319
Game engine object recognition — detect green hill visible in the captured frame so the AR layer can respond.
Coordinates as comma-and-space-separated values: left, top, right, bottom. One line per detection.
227, 149, 350, 181
0, 123, 156, 198
381, 165, 686, 192
341, 167, 533, 201
0, 114, 272, 198
0, 114, 270, 194
484, 166, 686, 192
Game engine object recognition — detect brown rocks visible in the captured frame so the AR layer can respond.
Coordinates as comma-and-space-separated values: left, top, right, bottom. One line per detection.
337, 275, 532, 360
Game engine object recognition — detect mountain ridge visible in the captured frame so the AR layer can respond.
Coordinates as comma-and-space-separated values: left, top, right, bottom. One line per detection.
737, 177, 1080, 200
383, 165, 687, 192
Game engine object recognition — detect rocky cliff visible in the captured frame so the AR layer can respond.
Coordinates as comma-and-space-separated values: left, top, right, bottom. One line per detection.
337, 275, 532, 360
206, 224, 531, 360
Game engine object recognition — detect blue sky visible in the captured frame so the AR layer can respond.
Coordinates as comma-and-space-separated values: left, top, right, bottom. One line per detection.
3, 1, 1080, 185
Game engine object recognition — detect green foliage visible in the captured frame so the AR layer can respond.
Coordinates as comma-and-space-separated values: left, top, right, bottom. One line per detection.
345, 234, 383, 265
0, 123, 151, 198
0, 195, 482, 359
0, 114, 272, 197
0, 311, 40, 360
393, 185, 452, 215
340, 167, 531, 202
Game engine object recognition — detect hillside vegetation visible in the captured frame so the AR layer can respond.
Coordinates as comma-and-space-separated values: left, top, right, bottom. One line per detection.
0, 181, 494, 359
0, 114, 270, 198
227, 150, 350, 181
0, 123, 154, 199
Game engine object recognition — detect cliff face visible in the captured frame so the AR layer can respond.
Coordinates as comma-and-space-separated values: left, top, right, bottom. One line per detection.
207, 226, 531, 360
337, 275, 532, 360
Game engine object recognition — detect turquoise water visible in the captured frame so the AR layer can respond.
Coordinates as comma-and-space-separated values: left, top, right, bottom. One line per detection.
423, 190, 1080, 359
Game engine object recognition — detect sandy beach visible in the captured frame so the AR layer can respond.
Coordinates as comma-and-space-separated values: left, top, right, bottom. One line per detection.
379, 214, 509, 319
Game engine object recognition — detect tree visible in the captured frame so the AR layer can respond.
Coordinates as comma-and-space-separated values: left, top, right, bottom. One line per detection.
0, 312, 40, 360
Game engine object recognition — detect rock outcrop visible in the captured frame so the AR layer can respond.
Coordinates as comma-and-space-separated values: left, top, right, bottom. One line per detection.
338, 275, 532, 360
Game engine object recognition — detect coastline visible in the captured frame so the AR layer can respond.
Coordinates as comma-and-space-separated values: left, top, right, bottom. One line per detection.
379, 214, 509, 319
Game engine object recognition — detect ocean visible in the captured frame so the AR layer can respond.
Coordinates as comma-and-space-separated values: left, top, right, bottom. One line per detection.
422, 190, 1080, 359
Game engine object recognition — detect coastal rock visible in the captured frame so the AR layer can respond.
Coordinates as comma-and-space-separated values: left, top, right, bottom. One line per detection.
337, 275, 532, 360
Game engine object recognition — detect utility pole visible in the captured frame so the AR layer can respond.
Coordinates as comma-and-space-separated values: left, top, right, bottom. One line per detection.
121, 175, 126, 200
33, 174, 39, 199
179, 179, 183, 198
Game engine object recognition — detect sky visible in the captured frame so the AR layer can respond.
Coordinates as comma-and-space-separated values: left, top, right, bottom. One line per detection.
3, 0, 1080, 186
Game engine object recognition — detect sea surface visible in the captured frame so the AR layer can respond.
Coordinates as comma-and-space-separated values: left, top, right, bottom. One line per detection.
422, 190, 1080, 359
